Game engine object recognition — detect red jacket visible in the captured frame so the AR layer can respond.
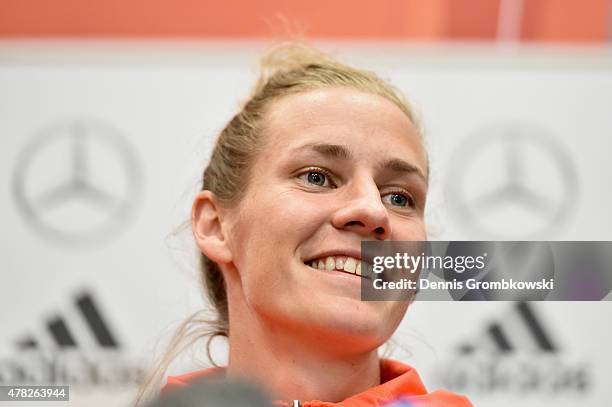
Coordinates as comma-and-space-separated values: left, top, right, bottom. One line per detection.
162, 358, 473, 407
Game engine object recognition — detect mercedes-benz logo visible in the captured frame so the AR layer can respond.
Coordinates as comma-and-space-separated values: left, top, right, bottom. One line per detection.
12, 118, 143, 247
446, 122, 579, 239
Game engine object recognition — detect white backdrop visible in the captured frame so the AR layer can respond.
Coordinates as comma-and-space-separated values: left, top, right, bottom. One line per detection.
1, 42, 611, 407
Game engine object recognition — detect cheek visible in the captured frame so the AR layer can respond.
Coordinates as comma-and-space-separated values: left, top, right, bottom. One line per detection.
229, 190, 328, 286
394, 218, 427, 240
248, 188, 332, 244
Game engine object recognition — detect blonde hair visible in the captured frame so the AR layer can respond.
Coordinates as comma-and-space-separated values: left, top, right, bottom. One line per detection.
135, 42, 422, 405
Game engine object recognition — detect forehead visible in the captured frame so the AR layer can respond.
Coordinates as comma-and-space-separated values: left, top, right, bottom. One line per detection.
261, 88, 427, 174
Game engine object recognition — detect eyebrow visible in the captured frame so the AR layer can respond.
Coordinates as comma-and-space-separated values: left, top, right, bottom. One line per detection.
293, 142, 428, 183
378, 158, 428, 184
295, 142, 353, 160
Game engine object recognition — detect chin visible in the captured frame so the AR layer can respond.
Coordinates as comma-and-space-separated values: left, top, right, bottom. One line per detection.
302, 303, 400, 352
250, 286, 406, 353
319, 323, 391, 354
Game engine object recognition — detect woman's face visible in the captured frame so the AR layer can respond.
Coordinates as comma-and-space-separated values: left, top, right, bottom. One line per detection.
224, 87, 428, 352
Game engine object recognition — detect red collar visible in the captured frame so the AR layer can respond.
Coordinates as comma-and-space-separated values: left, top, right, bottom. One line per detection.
163, 358, 472, 407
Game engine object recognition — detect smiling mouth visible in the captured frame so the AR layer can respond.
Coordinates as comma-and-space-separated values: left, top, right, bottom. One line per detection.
304, 255, 370, 279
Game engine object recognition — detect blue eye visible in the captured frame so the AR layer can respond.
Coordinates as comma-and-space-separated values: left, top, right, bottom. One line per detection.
307, 171, 326, 186
391, 193, 407, 206
383, 192, 414, 208
299, 168, 335, 188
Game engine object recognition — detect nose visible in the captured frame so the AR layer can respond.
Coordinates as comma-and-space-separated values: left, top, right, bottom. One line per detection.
331, 176, 391, 240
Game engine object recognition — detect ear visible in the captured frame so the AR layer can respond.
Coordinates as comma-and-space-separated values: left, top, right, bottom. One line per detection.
192, 190, 233, 265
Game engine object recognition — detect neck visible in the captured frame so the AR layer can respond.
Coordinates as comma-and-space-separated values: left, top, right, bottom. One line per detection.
224, 283, 381, 403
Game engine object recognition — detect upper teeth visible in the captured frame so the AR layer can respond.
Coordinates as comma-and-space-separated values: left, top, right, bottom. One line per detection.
310, 256, 362, 276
